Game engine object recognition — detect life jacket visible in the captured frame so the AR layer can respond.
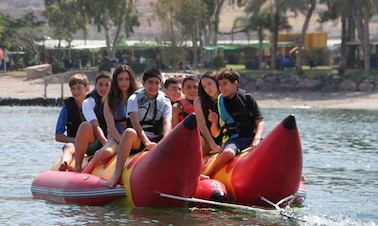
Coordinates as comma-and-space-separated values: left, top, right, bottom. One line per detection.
217, 89, 255, 144
64, 97, 85, 137
176, 98, 194, 122
134, 89, 167, 137
113, 99, 129, 134
88, 90, 107, 136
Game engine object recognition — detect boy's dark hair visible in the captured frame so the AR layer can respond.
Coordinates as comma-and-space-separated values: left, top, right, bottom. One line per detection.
182, 76, 199, 87
217, 68, 240, 83
143, 67, 162, 82
164, 77, 179, 89
96, 71, 112, 84
69, 73, 89, 87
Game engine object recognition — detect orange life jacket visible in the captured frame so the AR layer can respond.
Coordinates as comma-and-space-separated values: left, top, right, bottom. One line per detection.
177, 98, 194, 122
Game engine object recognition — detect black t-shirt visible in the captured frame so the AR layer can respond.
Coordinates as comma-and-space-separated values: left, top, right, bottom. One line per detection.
223, 89, 263, 138
201, 96, 222, 145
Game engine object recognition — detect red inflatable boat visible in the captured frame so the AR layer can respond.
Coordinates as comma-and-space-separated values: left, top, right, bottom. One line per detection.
32, 114, 306, 208
31, 171, 125, 205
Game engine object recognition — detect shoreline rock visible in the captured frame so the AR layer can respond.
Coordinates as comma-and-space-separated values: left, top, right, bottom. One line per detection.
240, 72, 377, 93
1, 71, 377, 109
0, 97, 63, 106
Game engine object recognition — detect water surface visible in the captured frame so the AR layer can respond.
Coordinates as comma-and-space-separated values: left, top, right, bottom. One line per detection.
0, 106, 377, 225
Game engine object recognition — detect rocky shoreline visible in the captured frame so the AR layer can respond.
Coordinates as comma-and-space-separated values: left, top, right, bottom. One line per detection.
239, 72, 377, 92
0, 71, 377, 110
0, 97, 62, 106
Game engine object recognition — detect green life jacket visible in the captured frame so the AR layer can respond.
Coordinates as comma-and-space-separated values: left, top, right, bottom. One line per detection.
218, 94, 238, 144
217, 90, 255, 144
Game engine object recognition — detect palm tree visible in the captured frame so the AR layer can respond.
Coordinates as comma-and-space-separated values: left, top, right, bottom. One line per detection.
351, 0, 378, 76
202, 0, 226, 45
233, 9, 270, 68
237, 0, 298, 70
296, 0, 317, 75
234, 0, 294, 69
319, 0, 378, 76
318, 0, 353, 76
78, 0, 139, 58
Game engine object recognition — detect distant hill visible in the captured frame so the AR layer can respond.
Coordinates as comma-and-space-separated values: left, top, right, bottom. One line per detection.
1, 0, 378, 41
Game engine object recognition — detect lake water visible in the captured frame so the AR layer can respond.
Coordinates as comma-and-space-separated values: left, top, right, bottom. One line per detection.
0, 106, 377, 225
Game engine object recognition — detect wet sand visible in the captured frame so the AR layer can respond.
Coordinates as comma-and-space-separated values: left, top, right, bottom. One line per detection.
1, 73, 377, 110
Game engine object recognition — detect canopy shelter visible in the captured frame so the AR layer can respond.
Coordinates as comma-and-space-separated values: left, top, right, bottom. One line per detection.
203, 41, 299, 51
37, 39, 107, 50
116, 40, 171, 50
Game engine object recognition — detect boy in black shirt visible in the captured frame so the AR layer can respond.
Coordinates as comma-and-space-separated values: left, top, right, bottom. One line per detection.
204, 69, 264, 178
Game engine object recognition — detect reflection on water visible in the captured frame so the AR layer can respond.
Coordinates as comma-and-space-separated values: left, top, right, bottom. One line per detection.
0, 106, 377, 225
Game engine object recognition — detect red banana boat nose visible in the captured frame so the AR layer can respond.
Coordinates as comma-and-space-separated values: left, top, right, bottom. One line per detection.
126, 113, 202, 207
214, 115, 303, 207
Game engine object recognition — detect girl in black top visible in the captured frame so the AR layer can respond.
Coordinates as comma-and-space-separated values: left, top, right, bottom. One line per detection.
193, 72, 222, 156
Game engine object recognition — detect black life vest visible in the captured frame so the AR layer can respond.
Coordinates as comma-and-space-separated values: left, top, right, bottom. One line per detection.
218, 89, 256, 144
64, 97, 84, 137
88, 90, 107, 136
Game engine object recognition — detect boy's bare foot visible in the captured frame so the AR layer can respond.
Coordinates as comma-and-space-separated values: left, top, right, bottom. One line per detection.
58, 161, 68, 171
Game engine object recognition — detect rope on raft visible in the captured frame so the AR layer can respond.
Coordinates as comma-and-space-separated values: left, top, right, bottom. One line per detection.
260, 194, 306, 222
158, 192, 306, 222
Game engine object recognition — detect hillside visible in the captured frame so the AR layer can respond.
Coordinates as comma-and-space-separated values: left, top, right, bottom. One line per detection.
1, 0, 378, 41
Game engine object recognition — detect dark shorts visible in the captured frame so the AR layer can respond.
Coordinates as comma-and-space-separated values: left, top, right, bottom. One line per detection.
223, 137, 251, 155
61, 140, 102, 156
86, 140, 103, 156
130, 135, 163, 155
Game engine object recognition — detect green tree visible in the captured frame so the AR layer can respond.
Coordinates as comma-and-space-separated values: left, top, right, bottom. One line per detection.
237, 0, 298, 70
350, 0, 378, 76
202, 0, 226, 45
0, 12, 44, 64
233, 0, 293, 69
154, 0, 186, 68
176, 0, 207, 66
155, 0, 207, 67
296, 0, 317, 75
319, 0, 378, 76
318, 0, 354, 76
44, 0, 89, 47
80, 0, 140, 57
233, 8, 271, 69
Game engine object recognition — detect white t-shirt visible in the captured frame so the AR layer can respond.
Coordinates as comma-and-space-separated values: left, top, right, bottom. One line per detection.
127, 91, 172, 139
82, 96, 97, 122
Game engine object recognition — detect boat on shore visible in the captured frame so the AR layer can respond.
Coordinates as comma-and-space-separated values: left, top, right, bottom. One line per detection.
32, 114, 306, 208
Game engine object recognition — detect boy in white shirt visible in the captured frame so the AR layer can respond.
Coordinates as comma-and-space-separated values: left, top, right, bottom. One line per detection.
107, 67, 172, 187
